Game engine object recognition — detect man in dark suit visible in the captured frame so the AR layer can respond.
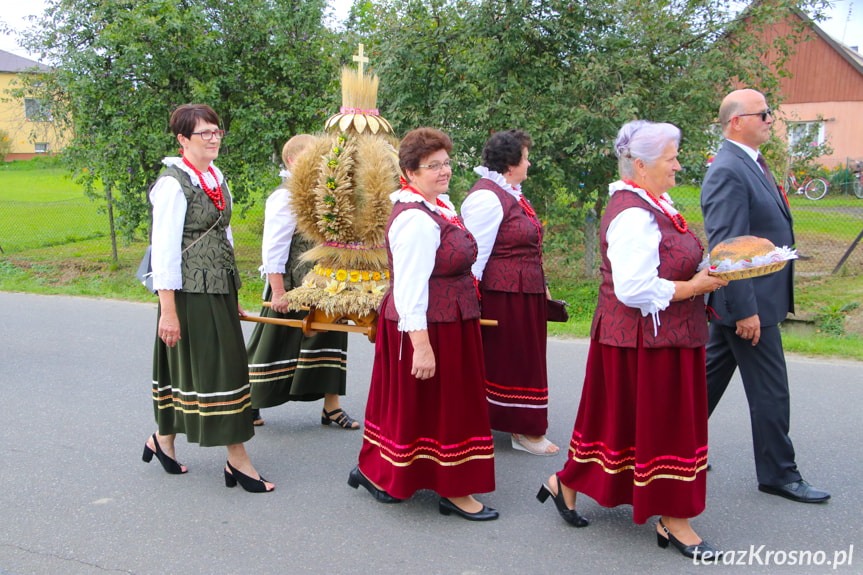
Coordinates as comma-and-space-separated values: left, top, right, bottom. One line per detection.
700, 88, 830, 503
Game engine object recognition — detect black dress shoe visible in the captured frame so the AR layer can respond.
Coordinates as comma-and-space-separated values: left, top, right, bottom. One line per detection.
657, 518, 722, 561
536, 478, 589, 527
438, 497, 499, 521
347, 465, 402, 503
758, 480, 831, 503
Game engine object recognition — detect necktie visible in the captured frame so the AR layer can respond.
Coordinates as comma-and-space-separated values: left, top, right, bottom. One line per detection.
757, 154, 788, 207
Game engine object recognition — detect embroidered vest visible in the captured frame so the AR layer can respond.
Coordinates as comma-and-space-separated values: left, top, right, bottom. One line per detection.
383, 201, 481, 323
590, 189, 708, 348
160, 164, 241, 294
467, 178, 545, 293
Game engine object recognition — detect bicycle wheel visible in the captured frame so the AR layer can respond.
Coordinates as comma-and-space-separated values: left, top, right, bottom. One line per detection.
854, 177, 863, 199
803, 178, 828, 200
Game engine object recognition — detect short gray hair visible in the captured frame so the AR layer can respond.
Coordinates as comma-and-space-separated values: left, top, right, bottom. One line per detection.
614, 120, 681, 180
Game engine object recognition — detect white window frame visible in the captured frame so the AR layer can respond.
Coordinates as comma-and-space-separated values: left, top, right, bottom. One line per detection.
34, 142, 49, 153
787, 121, 826, 153
24, 98, 53, 122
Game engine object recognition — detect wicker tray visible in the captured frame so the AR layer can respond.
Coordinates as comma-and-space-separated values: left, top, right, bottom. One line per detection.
709, 260, 787, 281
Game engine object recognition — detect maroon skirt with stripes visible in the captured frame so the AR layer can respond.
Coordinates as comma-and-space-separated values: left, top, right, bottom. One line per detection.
358, 304, 495, 499
480, 289, 549, 436
557, 333, 708, 524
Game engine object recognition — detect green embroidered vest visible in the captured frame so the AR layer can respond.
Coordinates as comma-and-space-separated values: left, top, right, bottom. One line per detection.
160, 164, 241, 294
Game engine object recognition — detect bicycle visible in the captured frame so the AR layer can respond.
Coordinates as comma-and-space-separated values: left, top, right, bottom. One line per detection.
782, 171, 829, 201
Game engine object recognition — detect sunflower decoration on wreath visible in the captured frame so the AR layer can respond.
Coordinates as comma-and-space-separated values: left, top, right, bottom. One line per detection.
283, 44, 401, 318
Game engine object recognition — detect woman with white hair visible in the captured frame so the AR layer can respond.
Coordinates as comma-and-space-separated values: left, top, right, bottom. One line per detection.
536, 120, 726, 559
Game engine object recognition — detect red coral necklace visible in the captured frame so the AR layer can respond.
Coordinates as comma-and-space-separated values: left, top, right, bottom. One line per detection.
622, 180, 702, 251
183, 156, 225, 211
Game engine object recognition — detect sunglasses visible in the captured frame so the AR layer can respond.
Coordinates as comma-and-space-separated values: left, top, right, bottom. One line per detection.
736, 108, 772, 122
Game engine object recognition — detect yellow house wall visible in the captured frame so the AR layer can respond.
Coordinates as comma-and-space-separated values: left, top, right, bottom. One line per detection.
775, 101, 863, 168
0, 71, 67, 158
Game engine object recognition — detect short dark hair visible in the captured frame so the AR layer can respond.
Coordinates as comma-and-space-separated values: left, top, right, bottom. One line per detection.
481, 130, 532, 174
399, 128, 453, 176
170, 104, 220, 138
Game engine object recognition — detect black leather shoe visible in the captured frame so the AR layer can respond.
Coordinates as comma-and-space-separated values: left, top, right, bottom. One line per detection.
347, 465, 402, 503
438, 497, 499, 521
657, 518, 722, 561
758, 480, 831, 503
536, 475, 589, 527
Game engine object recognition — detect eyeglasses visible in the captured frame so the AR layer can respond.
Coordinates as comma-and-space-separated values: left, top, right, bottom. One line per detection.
736, 108, 772, 122
418, 159, 453, 172
191, 129, 227, 141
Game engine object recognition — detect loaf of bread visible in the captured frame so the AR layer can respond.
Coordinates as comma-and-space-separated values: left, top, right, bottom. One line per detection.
710, 235, 776, 265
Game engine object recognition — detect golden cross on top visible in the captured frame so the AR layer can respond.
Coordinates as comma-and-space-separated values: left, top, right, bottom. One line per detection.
353, 43, 370, 76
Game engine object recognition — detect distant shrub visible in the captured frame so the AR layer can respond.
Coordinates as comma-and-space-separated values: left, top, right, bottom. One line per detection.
0, 130, 12, 162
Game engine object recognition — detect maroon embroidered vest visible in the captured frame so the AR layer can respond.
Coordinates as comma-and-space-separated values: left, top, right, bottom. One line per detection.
383, 201, 481, 323
467, 178, 545, 294
590, 189, 708, 348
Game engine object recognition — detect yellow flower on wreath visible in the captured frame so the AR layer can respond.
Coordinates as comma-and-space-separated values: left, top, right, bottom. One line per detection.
361, 271, 370, 282
371, 271, 381, 281
336, 269, 348, 282
349, 270, 360, 282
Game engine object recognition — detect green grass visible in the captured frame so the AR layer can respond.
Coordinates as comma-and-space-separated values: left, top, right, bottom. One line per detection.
2, 159, 861, 360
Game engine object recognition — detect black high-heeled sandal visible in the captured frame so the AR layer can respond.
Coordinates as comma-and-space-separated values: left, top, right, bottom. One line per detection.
322, 408, 359, 429
656, 518, 722, 560
224, 461, 274, 493
142, 433, 187, 475
536, 473, 588, 527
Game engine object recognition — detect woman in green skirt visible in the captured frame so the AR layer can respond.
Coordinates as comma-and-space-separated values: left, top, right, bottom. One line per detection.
141, 103, 274, 493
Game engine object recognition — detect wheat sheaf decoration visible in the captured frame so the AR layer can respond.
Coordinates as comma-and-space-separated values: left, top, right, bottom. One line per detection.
284, 46, 400, 317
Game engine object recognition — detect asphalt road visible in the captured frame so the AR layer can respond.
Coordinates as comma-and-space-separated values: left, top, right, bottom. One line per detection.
0, 292, 860, 575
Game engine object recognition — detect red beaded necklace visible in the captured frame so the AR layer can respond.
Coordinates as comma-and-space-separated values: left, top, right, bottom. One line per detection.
183, 156, 225, 211
622, 180, 703, 251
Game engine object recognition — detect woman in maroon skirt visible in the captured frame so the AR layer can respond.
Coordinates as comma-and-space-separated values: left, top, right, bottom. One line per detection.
349, 128, 497, 521
537, 120, 727, 559
461, 130, 559, 456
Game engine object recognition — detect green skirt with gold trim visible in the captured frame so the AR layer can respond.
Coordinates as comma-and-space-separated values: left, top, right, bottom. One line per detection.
152, 286, 254, 447
247, 286, 348, 408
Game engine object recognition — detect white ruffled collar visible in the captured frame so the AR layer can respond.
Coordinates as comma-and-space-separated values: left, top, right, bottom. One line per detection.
279, 169, 292, 179
473, 166, 522, 198
389, 188, 457, 218
608, 180, 678, 216
162, 156, 224, 190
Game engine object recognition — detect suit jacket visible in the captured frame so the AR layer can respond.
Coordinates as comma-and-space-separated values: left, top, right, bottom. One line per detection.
701, 139, 794, 327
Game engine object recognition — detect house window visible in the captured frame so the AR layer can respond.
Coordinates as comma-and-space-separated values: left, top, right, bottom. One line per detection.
24, 98, 53, 122
788, 121, 825, 154
35, 143, 48, 153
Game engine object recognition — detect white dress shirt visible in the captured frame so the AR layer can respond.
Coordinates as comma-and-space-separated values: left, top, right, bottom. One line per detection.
460, 166, 524, 280
387, 188, 459, 332
259, 170, 297, 276
149, 157, 233, 291
605, 180, 679, 333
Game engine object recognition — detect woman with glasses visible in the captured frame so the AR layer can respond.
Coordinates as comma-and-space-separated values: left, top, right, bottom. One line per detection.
349, 128, 497, 521
537, 120, 725, 560
461, 130, 558, 456
142, 103, 274, 493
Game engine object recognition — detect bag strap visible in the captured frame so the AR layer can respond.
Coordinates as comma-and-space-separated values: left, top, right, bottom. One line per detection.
181, 213, 222, 254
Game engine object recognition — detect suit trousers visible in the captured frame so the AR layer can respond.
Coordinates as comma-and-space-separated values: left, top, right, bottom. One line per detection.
705, 322, 802, 487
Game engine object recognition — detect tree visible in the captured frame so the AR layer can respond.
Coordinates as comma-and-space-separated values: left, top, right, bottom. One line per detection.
17, 0, 337, 254
351, 0, 829, 275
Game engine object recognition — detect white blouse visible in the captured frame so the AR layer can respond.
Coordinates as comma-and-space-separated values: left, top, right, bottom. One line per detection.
259, 170, 297, 276
387, 188, 459, 332
605, 180, 680, 332
460, 166, 524, 280
149, 157, 234, 291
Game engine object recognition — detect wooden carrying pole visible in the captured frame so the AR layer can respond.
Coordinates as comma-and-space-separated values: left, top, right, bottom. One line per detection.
260, 301, 499, 326
241, 302, 499, 344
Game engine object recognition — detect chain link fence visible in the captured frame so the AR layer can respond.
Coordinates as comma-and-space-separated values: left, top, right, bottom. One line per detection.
2, 180, 862, 277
